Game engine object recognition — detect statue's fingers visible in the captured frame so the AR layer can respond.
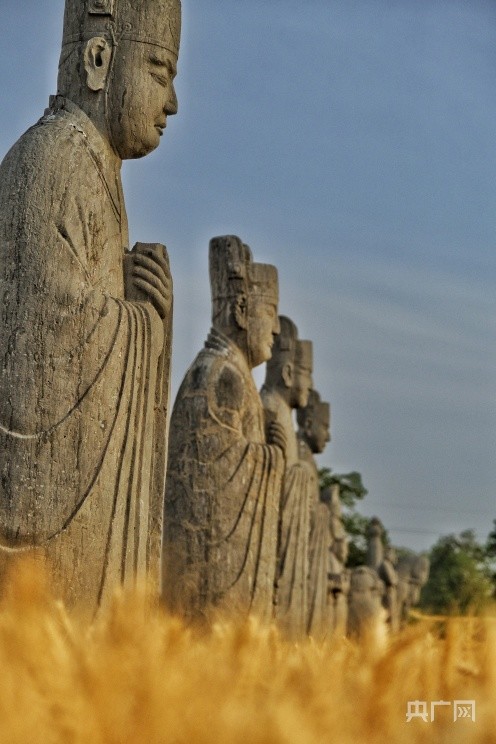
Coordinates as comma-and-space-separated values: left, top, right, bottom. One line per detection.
138, 243, 170, 271
132, 253, 170, 287
133, 278, 169, 319
132, 265, 169, 298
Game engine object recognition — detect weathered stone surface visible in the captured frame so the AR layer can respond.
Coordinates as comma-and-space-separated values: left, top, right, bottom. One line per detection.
366, 516, 383, 571
297, 390, 332, 639
0, 0, 180, 611
322, 484, 350, 636
347, 566, 385, 638
163, 236, 284, 623
261, 317, 313, 639
366, 517, 400, 633
378, 546, 400, 633
397, 553, 430, 627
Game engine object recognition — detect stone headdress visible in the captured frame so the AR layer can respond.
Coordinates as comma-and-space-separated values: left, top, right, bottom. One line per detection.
268, 315, 313, 370
209, 235, 279, 309
61, 0, 181, 57
296, 388, 330, 428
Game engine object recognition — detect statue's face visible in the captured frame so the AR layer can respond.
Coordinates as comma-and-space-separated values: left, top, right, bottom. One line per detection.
307, 410, 330, 454
246, 300, 280, 368
291, 362, 312, 408
108, 41, 178, 159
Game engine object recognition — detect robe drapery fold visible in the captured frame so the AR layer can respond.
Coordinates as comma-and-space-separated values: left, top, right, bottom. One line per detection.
163, 328, 283, 622
307, 501, 332, 638
0, 98, 168, 611
298, 440, 332, 639
273, 462, 310, 637
260, 388, 311, 639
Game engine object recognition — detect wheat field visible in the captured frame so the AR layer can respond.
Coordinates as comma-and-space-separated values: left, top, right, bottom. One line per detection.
0, 560, 494, 744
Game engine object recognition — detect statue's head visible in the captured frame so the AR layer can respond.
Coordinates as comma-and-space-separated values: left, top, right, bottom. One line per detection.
367, 517, 383, 540
209, 236, 279, 368
296, 389, 331, 454
265, 316, 313, 407
58, 0, 181, 159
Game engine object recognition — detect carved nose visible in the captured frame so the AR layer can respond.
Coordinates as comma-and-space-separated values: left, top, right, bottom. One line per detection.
166, 87, 178, 116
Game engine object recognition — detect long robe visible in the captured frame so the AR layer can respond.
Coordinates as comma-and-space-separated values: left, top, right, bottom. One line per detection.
298, 438, 331, 640
163, 328, 283, 623
260, 388, 310, 639
0, 97, 169, 611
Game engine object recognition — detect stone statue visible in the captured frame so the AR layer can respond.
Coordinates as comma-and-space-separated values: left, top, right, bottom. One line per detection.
378, 546, 400, 633
366, 517, 383, 571
397, 553, 430, 627
366, 518, 399, 633
261, 317, 313, 639
297, 390, 332, 639
0, 0, 180, 611
347, 566, 385, 638
330, 537, 351, 635
163, 236, 284, 624
321, 484, 350, 636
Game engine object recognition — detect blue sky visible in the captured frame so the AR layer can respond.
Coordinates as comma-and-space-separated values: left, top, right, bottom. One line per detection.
0, 0, 494, 552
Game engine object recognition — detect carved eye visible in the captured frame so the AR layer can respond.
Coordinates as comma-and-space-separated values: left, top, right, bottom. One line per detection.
151, 72, 169, 88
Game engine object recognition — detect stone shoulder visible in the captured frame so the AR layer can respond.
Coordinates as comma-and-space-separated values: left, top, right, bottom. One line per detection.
0, 114, 92, 198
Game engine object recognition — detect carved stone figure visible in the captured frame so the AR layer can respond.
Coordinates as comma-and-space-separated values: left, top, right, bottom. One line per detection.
397, 553, 430, 627
0, 0, 180, 611
347, 566, 385, 638
366, 518, 399, 633
378, 546, 400, 633
261, 317, 313, 639
297, 390, 331, 639
366, 517, 383, 571
330, 537, 351, 635
322, 484, 350, 636
163, 236, 284, 623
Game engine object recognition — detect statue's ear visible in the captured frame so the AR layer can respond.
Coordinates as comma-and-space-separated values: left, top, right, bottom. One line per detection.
282, 362, 293, 388
84, 37, 112, 92
233, 294, 247, 330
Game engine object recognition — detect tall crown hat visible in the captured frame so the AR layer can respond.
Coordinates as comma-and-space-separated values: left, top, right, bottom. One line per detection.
247, 262, 279, 304
209, 235, 278, 304
272, 315, 298, 356
295, 339, 313, 370
319, 400, 331, 427
298, 388, 330, 419
61, 0, 181, 57
306, 389, 321, 410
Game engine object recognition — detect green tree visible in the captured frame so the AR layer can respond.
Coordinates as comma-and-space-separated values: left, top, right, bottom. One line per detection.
420, 529, 493, 615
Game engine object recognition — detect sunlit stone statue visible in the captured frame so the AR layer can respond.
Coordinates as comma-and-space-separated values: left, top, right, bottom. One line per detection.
347, 517, 389, 637
297, 391, 332, 639
329, 536, 351, 635
366, 517, 384, 571
163, 236, 284, 623
0, 0, 180, 610
397, 553, 430, 627
261, 317, 313, 638
322, 484, 350, 636
366, 517, 399, 633
347, 565, 384, 638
